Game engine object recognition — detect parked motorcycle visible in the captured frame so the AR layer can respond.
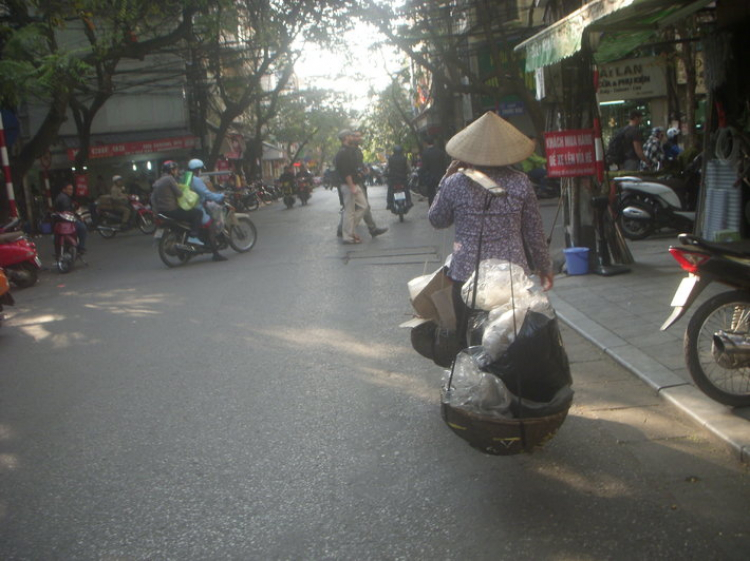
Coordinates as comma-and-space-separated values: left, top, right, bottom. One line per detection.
154, 204, 257, 268
0, 267, 14, 328
96, 194, 156, 238
0, 218, 41, 288
661, 233, 750, 406
614, 156, 701, 240
53, 211, 83, 273
390, 182, 411, 222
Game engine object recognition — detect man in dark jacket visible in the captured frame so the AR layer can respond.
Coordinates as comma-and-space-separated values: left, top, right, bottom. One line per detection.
420, 137, 447, 206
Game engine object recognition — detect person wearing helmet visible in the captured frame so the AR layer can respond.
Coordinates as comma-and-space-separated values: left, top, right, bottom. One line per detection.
665, 127, 682, 161
110, 174, 132, 227
187, 159, 227, 261
385, 145, 411, 210
151, 160, 203, 245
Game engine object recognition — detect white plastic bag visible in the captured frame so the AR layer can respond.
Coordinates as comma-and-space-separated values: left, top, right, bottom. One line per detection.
461, 260, 533, 311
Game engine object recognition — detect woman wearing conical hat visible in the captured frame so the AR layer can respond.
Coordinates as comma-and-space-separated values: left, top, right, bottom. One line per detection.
428, 111, 554, 340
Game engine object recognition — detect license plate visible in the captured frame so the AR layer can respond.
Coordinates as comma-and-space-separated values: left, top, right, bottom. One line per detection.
670, 275, 698, 307
394, 192, 406, 200
154, 228, 164, 239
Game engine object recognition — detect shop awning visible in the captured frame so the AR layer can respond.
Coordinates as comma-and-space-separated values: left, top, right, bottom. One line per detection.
514, 0, 714, 72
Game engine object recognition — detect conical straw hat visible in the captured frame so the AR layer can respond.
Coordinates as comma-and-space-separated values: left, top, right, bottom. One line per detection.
446, 111, 536, 167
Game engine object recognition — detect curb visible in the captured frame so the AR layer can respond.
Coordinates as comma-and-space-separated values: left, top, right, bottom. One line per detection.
549, 293, 750, 463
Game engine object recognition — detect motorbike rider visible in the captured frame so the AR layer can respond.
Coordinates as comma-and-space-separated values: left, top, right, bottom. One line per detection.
54, 182, 88, 254
108, 175, 133, 228
279, 164, 296, 197
664, 127, 683, 161
187, 158, 227, 262
385, 145, 412, 210
151, 161, 204, 247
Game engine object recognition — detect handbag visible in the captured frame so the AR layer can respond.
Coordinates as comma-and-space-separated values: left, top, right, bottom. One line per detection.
177, 171, 199, 210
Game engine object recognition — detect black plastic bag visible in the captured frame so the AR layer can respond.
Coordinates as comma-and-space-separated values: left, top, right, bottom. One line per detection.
481, 311, 572, 403
410, 321, 463, 368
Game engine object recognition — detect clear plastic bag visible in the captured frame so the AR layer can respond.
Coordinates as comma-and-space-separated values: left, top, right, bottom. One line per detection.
461, 259, 533, 311
442, 348, 513, 419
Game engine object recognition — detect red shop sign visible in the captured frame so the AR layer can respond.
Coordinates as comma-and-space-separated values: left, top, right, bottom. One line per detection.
544, 129, 596, 178
67, 135, 198, 161
75, 174, 89, 198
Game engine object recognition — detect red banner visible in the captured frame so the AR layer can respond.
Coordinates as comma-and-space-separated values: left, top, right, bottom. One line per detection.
67, 135, 198, 161
544, 129, 596, 178
75, 174, 89, 198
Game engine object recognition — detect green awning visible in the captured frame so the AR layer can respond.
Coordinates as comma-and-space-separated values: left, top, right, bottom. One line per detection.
514, 0, 714, 72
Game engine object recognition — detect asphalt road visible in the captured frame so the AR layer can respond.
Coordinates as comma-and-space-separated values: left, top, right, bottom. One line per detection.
1, 186, 749, 560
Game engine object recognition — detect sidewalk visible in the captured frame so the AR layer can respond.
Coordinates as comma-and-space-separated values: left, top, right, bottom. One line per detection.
547, 233, 750, 462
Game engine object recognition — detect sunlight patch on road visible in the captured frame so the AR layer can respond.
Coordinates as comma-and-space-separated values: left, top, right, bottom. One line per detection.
250, 326, 412, 360
0, 453, 19, 471
356, 366, 434, 401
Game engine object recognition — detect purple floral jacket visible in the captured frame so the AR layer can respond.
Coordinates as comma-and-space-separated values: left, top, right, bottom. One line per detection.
428, 166, 551, 282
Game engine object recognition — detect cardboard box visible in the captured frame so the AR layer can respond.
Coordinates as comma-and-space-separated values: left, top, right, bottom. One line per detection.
407, 267, 453, 324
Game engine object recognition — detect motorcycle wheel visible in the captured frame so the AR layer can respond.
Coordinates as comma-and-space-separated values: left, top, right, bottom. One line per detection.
246, 198, 260, 211
617, 198, 655, 240
685, 290, 750, 407
97, 224, 117, 239
284, 196, 294, 209
8, 262, 38, 288
158, 229, 191, 267
57, 243, 76, 274
138, 213, 156, 235
227, 217, 257, 253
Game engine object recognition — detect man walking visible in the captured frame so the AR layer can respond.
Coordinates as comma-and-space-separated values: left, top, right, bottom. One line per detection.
335, 130, 367, 244
352, 131, 387, 238
420, 137, 447, 206
620, 110, 649, 171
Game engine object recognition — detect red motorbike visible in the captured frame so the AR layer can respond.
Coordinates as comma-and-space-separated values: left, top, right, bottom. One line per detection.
0, 218, 41, 288
53, 212, 82, 273
96, 194, 156, 238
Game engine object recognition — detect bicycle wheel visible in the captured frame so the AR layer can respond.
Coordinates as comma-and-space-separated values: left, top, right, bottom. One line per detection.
685, 290, 750, 407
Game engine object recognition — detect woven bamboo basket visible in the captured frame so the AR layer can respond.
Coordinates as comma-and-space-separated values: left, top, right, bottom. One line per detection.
440, 400, 569, 456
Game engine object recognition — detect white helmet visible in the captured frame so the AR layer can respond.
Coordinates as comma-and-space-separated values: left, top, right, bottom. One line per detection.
666, 127, 680, 140
188, 158, 205, 171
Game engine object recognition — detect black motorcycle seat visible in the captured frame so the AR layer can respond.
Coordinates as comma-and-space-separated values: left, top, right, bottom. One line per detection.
679, 234, 750, 258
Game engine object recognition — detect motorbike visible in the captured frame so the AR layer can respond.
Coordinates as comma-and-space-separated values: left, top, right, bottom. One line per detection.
281, 181, 296, 209
613, 156, 701, 240
96, 194, 156, 238
390, 182, 411, 222
0, 218, 42, 288
661, 233, 750, 406
53, 211, 83, 273
0, 267, 14, 328
154, 203, 257, 268
297, 177, 312, 206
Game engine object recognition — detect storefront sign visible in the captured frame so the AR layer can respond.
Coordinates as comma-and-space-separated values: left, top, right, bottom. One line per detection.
544, 129, 596, 177
597, 57, 666, 102
75, 174, 89, 197
67, 135, 198, 161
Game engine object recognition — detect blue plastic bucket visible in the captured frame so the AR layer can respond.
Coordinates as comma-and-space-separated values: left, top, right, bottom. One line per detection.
563, 247, 589, 275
